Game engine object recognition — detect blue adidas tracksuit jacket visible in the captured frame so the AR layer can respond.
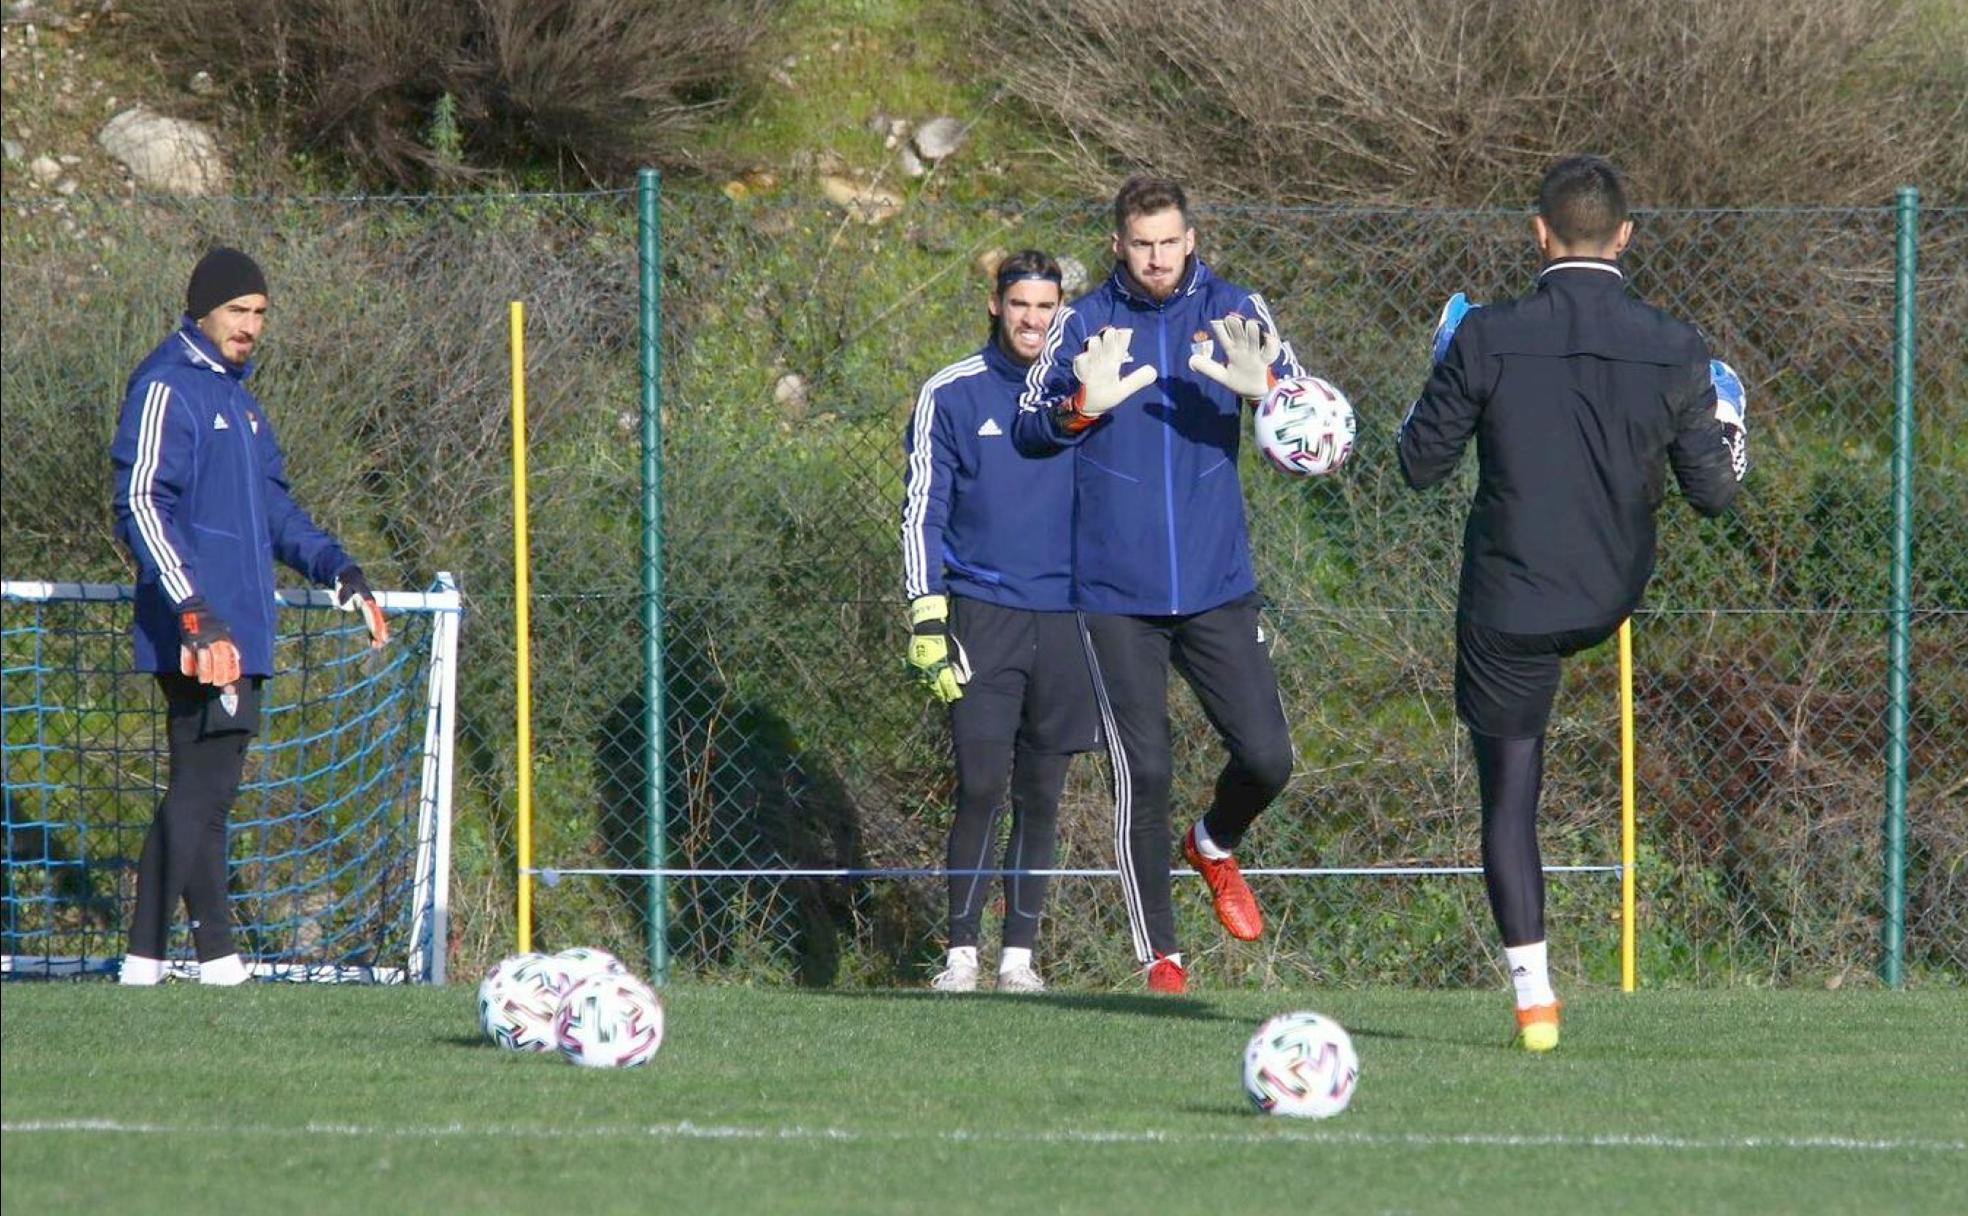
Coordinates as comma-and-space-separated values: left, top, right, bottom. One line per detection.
1012, 258, 1303, 616
902, 339, 1075, 611
110, 319, 354, 676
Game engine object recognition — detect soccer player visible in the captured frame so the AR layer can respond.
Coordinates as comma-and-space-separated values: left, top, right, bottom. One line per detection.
902, 250, 1100, 994
1013, 178, 1308, 993
1398, 156, 1746, 1049
111, 247, 389, 986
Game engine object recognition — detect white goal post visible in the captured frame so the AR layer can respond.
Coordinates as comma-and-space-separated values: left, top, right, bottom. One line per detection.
0, 574, 462, 983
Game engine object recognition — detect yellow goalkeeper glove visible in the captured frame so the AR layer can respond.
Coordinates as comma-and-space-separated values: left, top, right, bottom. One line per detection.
906, 595, 966, 704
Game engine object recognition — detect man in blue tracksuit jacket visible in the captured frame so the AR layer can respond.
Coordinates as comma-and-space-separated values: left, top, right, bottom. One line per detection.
902, 250, 1099, 995
109, 247, 388, 986
1014, 178, 1307, 992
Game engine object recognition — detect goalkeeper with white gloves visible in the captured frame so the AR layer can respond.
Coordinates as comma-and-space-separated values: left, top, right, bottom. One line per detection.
110, 247, 388, 987
1398, 156, 1745, 1051
1011, 177, 1312, 995
901, 250, 1100, 995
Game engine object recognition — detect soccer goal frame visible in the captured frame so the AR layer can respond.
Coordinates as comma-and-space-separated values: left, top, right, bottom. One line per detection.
1, 574, 462, 983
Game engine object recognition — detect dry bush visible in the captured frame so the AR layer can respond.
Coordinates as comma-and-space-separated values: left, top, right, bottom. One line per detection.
135, 0, 775, 187
979, 0, 1967, 205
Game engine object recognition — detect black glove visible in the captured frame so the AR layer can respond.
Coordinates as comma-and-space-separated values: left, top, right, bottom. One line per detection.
176, 598, 241, 686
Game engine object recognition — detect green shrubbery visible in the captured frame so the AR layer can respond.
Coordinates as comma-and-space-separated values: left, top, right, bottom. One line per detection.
131, 0, 778, 187
979, 0, 1968, 206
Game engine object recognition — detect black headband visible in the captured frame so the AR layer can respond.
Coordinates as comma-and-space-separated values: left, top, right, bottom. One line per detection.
996, 268, 1062, 291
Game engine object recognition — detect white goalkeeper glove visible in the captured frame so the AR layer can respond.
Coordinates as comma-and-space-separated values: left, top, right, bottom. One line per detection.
1187, 313, 1280, 401
332, 565, 391, 649
1710, 358, 1748, 482
1055, 327, 1157, 433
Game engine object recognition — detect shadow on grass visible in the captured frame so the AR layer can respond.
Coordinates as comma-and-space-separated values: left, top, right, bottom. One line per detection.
811, 987, 1245, 1023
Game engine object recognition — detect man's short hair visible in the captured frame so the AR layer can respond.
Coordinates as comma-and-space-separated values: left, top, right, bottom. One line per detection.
1537, 156, 1628, 246
1113, 176, 1190, 233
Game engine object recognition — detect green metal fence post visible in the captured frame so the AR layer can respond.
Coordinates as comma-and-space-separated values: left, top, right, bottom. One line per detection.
638, 168, 670, 985
1881, 185, 1917, 989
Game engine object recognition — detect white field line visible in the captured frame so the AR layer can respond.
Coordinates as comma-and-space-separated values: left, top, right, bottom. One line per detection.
3, 1119, 1962, 1154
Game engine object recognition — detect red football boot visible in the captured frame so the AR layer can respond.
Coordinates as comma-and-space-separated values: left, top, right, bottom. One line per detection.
1183, 824, 1264, 940
1146, 954, 1187, 994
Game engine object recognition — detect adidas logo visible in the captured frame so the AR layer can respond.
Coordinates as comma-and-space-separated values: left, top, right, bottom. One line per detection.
977, 417, 1004, 437
212, 414, 230, 431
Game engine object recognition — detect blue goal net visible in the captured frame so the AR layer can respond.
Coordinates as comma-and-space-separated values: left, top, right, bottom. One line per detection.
1, 577, 461, 983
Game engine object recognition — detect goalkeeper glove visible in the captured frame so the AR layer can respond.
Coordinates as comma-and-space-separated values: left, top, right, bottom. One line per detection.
332, 565, 391, 648
1054, 327, 1157, 434
1187, 313, 1280, 401
1431, 292, 1478, 363
905, 595, 966, 704
1710, 359, 1748, 482
176, 600, 242, 688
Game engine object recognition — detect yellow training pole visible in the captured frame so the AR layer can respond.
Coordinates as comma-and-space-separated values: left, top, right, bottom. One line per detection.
511, 301, 535, 953
1619, 617, 1636, 992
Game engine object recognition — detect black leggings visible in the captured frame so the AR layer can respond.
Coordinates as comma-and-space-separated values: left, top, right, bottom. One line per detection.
127, 676, 257, 961
1472, 730, 1545, 947
946, 742, 1071, 951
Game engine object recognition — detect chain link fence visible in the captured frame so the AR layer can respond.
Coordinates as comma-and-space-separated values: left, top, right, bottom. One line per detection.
3, 187, 1961, 988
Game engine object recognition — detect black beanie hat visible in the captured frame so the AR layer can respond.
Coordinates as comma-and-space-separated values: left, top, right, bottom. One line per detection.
185, 247, 268, 320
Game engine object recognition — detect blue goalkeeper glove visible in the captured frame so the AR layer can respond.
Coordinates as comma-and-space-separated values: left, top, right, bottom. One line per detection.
1431, 292, 1478, 363
906, 595, 967, 704
1710, 359, 1748, 482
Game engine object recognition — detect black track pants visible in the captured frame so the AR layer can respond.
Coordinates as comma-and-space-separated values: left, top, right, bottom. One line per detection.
127, 674, 261, 961
942, 599, 1095, 951
1472, 729, 1546, 947
1082, 597, 1293, 962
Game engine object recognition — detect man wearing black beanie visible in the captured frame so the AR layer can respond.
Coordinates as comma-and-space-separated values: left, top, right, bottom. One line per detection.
108, 246, 390, 987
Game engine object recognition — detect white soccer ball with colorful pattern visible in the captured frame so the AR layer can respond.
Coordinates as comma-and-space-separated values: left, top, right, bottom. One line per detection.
1254, 376, 1356, 477
1242, 1010, 1359, 1118
479, 953, 571, 1052
554, 946, 629, 986
555, 974, 665, 1068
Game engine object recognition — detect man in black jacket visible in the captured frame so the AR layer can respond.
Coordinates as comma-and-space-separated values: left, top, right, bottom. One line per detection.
1397, 155, 1745, 1050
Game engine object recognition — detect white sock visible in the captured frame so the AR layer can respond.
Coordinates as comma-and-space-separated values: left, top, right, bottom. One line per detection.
1159, 952, 1183, 970
120, 955, 165, 986
1505, 941, 1557, 1008
946, 946, 978, 971
198, 953, 249, 987
999, 947, 1032, 974
1190, 819, 1231, 860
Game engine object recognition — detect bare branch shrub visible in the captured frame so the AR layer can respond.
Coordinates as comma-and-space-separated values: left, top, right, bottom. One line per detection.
134, 0, 776, 187
979, 0, 1967, 204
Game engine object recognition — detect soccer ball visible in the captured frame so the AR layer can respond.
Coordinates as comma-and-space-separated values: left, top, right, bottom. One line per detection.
555, 974, 665, 1069
1242, 1010, 1359, 1118
480, 953, 572, 1052
555, 946, 629, 986
1253, 376, 1356, 477
477, 952, 545, 1041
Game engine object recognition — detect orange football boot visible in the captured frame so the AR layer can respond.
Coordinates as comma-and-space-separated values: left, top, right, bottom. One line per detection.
1182, 825, 1264, 940
1515, 1001, 1562, 1052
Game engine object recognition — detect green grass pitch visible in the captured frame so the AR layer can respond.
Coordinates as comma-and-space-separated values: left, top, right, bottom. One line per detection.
3, 984, 1963, 1214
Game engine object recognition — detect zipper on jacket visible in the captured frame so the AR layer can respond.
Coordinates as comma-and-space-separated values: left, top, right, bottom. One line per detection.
1159, 310, 1180, 615
230, 381, 276, 651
